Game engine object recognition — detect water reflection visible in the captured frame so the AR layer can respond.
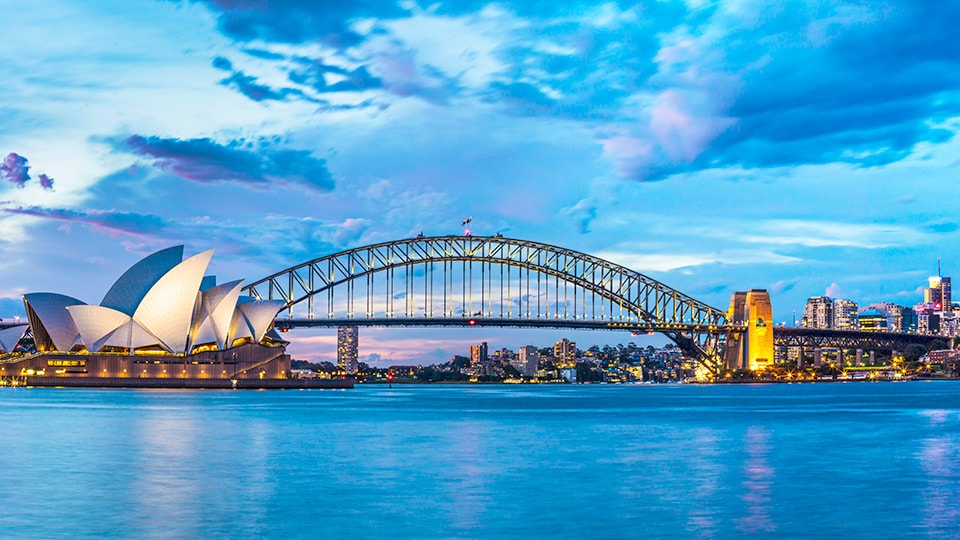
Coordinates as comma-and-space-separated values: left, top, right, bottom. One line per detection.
737, 425, 776, 534
685, 428, 722, 537
918, 410, 960, 535
133, 412, 202, 538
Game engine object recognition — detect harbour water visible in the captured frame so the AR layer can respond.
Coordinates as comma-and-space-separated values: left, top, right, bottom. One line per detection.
2, 382, 959, 539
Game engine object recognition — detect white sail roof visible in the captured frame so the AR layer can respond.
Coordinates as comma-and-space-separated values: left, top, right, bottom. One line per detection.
133, 249, 214, 354
190, 279, 244, 350
67, 305, 131, 352
100, 245, 184, 316
23, 292, 85, 352
0, 324, 28, 352
235, 300, 286, 344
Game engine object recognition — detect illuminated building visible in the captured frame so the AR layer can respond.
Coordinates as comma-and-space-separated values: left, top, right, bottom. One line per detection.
862, 302, 915, 333
857, 309, 888, 332
0, 246, 347, 388
470, 342, 488, 365
554, 338, 577, 367
516, 345, 539, 377
924, 276, 951, 310
337, 326, 359, 374
801, 296, 834, 329
833, 299, 859, 330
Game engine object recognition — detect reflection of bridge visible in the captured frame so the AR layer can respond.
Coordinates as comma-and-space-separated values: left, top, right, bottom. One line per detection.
242, 235, 944, 375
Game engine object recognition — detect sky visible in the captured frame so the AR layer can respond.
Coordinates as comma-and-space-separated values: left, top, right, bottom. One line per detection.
2, 0, 959, 365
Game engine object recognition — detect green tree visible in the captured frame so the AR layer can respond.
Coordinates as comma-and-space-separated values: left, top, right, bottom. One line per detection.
903, 344, 927, 362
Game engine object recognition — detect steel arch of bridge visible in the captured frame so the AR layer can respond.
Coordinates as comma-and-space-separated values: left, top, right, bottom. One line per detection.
244, 235, 744, 371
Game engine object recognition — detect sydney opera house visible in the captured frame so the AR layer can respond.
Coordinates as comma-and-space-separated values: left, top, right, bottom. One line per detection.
0, 246, 348, 388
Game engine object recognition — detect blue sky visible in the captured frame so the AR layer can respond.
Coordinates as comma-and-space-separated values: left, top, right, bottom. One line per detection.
2, 0, 958, 365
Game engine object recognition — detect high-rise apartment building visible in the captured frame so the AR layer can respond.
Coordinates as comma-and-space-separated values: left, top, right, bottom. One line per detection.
337, 325, 359, 374
833, 299, 859, 330
470, 342, 488, 365
925, 275, 952, 310
802, 296, 834, 329
516, 345, 539, 377
554, 338, 577, 367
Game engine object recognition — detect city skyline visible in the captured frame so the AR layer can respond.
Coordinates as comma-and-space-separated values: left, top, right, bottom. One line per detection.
3, 1, 959, 365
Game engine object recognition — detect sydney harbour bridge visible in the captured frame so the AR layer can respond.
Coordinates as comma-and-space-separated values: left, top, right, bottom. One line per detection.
241, 235, 945, 376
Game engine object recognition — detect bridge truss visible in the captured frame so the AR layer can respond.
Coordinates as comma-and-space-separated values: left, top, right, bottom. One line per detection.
244, 235, 744, 375
774, 327, 949, 350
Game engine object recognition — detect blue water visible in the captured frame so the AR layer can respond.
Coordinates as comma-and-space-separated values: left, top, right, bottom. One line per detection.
2, 382, 959, 539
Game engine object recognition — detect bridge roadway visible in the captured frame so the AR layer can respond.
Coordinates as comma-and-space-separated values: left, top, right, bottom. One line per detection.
775, 326, 951, 350
279, 317, 946, 351
275, 317, 747, 335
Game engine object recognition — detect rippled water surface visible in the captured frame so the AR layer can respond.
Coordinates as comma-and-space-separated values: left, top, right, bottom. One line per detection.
2, 382, 960, 539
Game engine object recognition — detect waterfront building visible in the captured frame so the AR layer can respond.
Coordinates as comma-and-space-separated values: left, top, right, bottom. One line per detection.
516, 345, 539, 377
1, 246, 345, 388
470, 342, 488, 365
554, 338, 577, 367
23, 246, 284, 355
337, 326, 359, 374
833, 299, 859, 331
801, 296, 834, 329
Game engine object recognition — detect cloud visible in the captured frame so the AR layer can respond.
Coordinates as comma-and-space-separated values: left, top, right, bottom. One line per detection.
37, 174, 54, 190
2, 205, 168, 237
594, 250, 801, 273
192, 1, 960, 183
562, 198, 597, 234
825, 282, 843, 298
925, 221, 958, 234
1, 153, 30, 187
198, 0, 409, 48
769, 280, 797, 294
1, 153, 56, 190
121, 135, 335, 190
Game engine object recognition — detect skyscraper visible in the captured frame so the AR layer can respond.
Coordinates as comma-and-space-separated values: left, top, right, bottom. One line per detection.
337, 326, 359, 374
516, 345, 539, 377
802, 296, 834, 329
925, 275, 951, 310
554, 338, 577, 367
833, 299, 859, 330
470, 342, 488, 365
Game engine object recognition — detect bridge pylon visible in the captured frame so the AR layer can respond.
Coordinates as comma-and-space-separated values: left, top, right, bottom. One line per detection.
725, 289, 774, 371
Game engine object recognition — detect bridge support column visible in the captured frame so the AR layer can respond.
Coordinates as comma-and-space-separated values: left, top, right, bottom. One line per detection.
856, 349, 863, 366
727, 289, 773, 371
813, 347, 822, 368
798, 346, 805, 368
869, 351, 875, 365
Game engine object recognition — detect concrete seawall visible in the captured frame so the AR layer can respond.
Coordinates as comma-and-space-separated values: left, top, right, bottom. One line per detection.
5, 376, 354, 389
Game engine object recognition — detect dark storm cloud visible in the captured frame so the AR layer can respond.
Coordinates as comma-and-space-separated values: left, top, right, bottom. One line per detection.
121, 135, 335, 190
